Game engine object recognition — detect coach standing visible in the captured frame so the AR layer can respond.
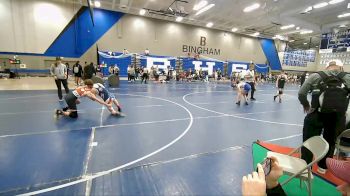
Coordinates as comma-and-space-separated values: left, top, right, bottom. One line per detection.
298, 60, 350, 174
50, 57, 70, 101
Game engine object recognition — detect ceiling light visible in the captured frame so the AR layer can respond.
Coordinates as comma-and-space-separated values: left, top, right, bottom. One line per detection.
338, 13, 350, 18
272, 36, 277, 39
303, 6, 313, 13
176, 16, 183, 22
329, 0, 345, 5
339, 24, 347, 28
296, 27, 300, 30
289, 40, 295, 42
139, 9, 146, 15
304, 43, 308, 45
169, 7, 173, 12
193, 1, 208, 11
206, 22, 213, 27
94, 1, 101, 7
300, 30, 313, 34
251, 32, 260, 37
348, 3, 350, 8
243, 3, 260, 13
280, 24, 295, 30
231, 28, 238, 32
195, 4, 215, 15
313, 2, 328, 9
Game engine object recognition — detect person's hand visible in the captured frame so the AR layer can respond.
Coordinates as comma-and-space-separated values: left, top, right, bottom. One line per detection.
266, 156, 283, 189
53, 76, 57, 80
242, 163, 266, 196
75, 99, 81, 104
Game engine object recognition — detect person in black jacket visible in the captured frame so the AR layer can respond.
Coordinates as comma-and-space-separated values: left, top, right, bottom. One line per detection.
83, 62, 96, 79
73, 61, 83, 86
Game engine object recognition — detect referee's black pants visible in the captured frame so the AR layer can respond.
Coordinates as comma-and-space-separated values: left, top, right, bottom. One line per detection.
248, 82, 256, 99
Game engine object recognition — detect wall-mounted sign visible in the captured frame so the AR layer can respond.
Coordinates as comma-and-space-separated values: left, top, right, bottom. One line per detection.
182, 36, 221, 55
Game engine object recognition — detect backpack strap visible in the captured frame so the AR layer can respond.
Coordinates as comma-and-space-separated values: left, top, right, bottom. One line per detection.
317, 71, 328, 81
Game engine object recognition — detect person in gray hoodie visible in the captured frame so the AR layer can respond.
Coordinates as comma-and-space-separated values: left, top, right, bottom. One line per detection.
50, 58, 70, 100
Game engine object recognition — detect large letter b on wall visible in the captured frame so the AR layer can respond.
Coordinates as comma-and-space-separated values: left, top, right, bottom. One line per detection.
200, 36, 206, 46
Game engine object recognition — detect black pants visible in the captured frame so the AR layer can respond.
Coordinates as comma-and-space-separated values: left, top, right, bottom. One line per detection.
55, 79, 69, 100
248, 82, 256, 99
301, 111, 346, 169
141, 73, 148, 84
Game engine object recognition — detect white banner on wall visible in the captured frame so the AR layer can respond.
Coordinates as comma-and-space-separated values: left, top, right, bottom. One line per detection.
192, 61, 216, 75
146, 57, 171, 70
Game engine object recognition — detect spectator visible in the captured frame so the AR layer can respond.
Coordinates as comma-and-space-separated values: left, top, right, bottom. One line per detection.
72, 61, 83, 86
50, 58, 69, 101
123, 49, 129, 55
242, 156, 285, 196
298, 59, 350, 174
83, 62, 96, 79
141, 66, 149, 84
145, 48, 150, 56
242, 157, 350, 196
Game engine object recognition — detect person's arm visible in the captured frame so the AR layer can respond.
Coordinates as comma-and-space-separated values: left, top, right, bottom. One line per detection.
276, 76, 280, 88
298, 73, 319, 113
85, 92, 112, 107
50, 65, 57, 79
64, 64, 68, 78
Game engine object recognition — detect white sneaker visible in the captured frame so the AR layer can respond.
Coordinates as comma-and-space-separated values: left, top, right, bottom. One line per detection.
317, 167, 327, 174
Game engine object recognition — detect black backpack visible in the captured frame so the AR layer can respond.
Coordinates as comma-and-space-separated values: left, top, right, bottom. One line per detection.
317, 71, 349, 113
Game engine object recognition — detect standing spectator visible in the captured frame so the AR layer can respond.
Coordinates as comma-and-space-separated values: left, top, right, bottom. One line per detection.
50, 58, 69, 101
129, 66, 136, 82
144, 48, 150, 56
65, 62, 70, 78
298, 60, 350, 174
127, 65, 131, 82
141, 66, 149, 84
300, 72, 307, 86
72, 61, 83, 86
123, 49, 129, 55
83, 62, 96, 79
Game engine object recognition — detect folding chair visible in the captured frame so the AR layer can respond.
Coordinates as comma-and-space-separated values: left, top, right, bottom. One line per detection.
267, 136, 329, 196
335, 129, 350, 159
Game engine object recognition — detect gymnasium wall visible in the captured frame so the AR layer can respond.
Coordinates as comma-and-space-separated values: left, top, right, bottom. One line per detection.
97, 15, 267, 64
0, 0, 79, 54
1, 1, 272, 72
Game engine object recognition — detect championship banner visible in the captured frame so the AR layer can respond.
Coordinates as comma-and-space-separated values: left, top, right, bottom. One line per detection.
98, 51, 132, 76
182, 58, 224, 75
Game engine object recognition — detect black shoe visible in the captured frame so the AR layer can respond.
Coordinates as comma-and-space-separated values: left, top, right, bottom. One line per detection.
236, 101, 240, 105
279, 99, 282, 103
245, 102, 249, 105
117, 106, 122, 112
54, 109, 62, 118
274, 96, 277, 101
250, 98, 256, 101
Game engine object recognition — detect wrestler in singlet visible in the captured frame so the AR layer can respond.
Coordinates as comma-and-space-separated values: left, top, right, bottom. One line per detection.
63, 86, 93, 117
93, 83, 115, 102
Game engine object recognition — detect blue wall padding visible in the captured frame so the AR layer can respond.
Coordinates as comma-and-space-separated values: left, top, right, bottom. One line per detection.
259, 39, 282, 70
44, 8, 124, 58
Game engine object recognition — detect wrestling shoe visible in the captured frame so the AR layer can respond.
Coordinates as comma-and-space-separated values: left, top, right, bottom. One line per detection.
273, 95, 277, 101
245, 102, 249, 105
250, 98, 256, 101
236, 101, 240, 106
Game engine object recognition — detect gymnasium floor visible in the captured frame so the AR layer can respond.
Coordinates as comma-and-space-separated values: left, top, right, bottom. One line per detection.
0, 79, 306, 195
